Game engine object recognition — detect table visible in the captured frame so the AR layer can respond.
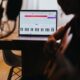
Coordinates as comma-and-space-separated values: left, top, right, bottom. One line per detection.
0, 40, 49, 78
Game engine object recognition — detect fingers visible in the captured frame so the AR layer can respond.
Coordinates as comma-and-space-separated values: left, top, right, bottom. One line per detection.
66, 27, 71, 36
62, 27, 71, 43
48, 35, 56, 42
60, 27, 73, 54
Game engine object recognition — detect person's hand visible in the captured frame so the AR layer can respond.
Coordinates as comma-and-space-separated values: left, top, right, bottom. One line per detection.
57, 27, 73, 55
43, 26, 65, 59
44, 35, 59, 60
48, 35, 56, 42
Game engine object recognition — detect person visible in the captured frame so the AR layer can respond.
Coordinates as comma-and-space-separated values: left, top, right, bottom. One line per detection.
44, 0, 80, 80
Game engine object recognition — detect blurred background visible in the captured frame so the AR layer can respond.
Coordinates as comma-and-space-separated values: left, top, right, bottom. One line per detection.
0, 0, 74, 80
22, 0, 74, 27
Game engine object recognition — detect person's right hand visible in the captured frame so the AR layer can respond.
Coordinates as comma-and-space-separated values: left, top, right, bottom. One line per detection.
44, 35, 59, 60
57, 27, 73, 55
43, 26, 65, 59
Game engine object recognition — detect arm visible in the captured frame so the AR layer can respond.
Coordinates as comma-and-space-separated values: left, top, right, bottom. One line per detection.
56, 27, 74, 74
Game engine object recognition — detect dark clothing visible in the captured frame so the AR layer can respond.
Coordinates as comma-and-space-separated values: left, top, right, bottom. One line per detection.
64, 16, 80, 68
55, 16, 80, 80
